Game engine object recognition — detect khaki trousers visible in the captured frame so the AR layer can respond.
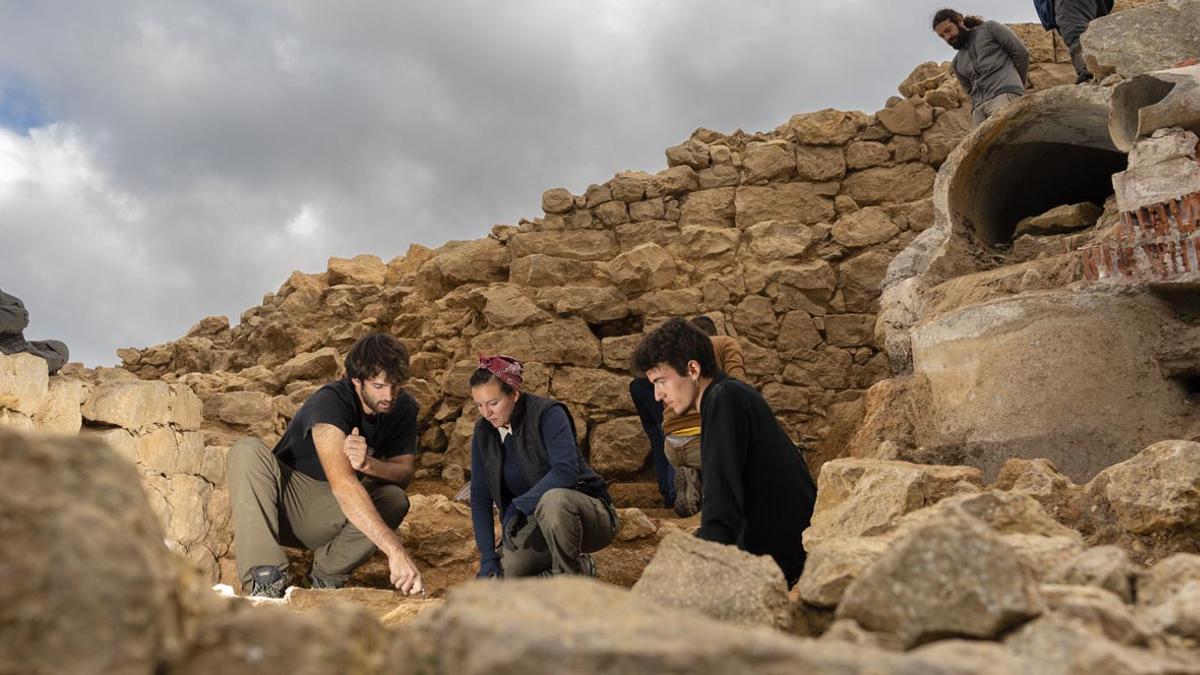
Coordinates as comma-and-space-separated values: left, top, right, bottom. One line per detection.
663, 434, 701, 470
501, 488, 618, 577
972, 92, 1022, 127
226, 437, 409, 587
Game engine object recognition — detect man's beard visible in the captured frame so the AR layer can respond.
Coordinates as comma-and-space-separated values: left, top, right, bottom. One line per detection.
949, 29, 970, 50
362, 388, 393, 414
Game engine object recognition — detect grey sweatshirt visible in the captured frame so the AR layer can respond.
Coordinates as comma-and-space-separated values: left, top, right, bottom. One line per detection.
951, 20, 1030, 110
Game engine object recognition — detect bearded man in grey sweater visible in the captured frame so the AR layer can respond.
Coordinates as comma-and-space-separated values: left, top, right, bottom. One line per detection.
933, 8, 1030, 127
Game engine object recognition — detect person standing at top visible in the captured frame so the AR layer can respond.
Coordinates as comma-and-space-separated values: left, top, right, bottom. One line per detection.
933, 8, 1030, 127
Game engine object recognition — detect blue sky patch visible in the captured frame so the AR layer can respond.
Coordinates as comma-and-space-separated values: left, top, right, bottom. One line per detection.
0, 74, 48, 134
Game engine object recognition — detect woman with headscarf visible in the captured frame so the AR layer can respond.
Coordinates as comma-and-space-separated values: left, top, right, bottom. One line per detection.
468, 354, 618, 578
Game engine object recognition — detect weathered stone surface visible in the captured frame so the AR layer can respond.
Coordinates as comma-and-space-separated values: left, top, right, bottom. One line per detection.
679, 227, 740, 269
632, 531, 791, 629
603, 243, 678, 295
417, 238, 510, 297
610, 172, 654, 203
1140, 580, 1200, 643
823, 314, 876, 347
794, 144, 846, 182
630, 288, 704, 318
589, 416, 649, 476
1089, 440, 1200, 537
510, 230, 619, 262
0, 430, 199, 674
510, 254, 598, 287
1014, 202, 1102, 238
843, 163, 936, 205
1048, 546, 1140, 605
797, 537, 889, 608
838, 513, 1045, 648
467, 284, 547, 329
788, 109, 871, 145
535, 286, 629, 323
743, 141, 796, 182
274, 347, 342, 386
876, 98, 934, 136
832, 206, 899, 248
653, 165, 700, 195
33, 376, 88, 433
1006, 614, 1196, 675
665, 138, 711, 169
845, 141, 891, 170
896, 490, 1082, 543
327, 254, 386, 286
527, 320, 603, 367
0, 352, 48, 416
1081, 0, 1200, 79
733, 295, 778, 343
207, 390, 275, 430
839, 250, 891, 312
550, 367, 633, 414
922, 107, 972, 166
679, 187, 736, 229
735, 183, 837, 228
629, 198, 665, 222
615, 507, 657, 541
776, 311, 822, 353
1041, 584, 1148, 647
898, 61, 950, 99
601, 334, 644, 371
399, 494, 477, 568
1139, 554, 1200, 608
742, 220, 820, 261
82, 380, 173, 431
993, 458, 1082, 526
542, 188, 575, 214
805, 458, 982, 547
399, 576, 936, 674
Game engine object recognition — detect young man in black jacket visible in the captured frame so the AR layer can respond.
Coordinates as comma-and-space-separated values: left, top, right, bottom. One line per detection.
633, 318, 817, 587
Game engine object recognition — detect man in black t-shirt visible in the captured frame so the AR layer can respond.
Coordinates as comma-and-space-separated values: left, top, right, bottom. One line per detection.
227, 333, 424, 598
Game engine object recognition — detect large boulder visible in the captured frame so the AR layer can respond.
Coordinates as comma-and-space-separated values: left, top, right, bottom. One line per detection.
602, 244, 678, 295
843, 163, 936, 206
632, 531, 791, 630
509, 231, 619, 262
82, 380, 173, 431
837, 513, 1045, 648
804, 458, 982, 548
396, 576, 938, 674
327, 254, 386, 286
796, 537, 889, 608
734, 183, 837, 228
1081, 0, 1200, 79
1079, 440, 1200, 564
787, 109, 871, 145
589, 416, 649, 476
0, 430, 205, 673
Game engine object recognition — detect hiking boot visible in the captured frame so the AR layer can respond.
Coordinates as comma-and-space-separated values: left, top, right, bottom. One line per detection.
579, 553, 597, 578
248, 565, 288, 599
308, 574, 344, 590
673, 466, 702, 517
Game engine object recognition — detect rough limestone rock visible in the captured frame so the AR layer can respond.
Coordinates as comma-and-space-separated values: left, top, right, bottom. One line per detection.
589, 416, 649, 476
602, 243, 677, 294
1013, 202, 1102, 238
1040, 584, 1148, 647
632, 531, 791, 630
398, 577, 942, 674
837, 513, 1045, 648
992, 458, 1082, 527
273, 347, 342, 386
1079, 440, 1200, 564
541, 187, 575, 214
831, 206, 900, 248
1006, 614, 1198, 675
1081, 0, 1200, 79
173, 602, 391, 674
1049, 546, 1141, 604
0, 430, 196, 673
32, 376, 89, 433
470, 284, 548, 329
510, 230, 619, 262
615, 507, 657, 542
876, 98, 934, 136
797, 537, 890, 608
398, 494, 477, 568
743, 141, 797, 183
804, 458, 982, 547
327, 254, 386, 286
787, 109, 871, 145
794, 145, 847, 182
82, 380, 173, 431
734, 182, 836, 228
1139, 580, 1200, 643
0, 352, 49, 416
843, 163, 936, 206
1138, 554, 1200, 608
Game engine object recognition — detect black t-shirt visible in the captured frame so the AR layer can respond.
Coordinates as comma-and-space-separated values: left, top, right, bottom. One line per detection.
272, 378, 418, 481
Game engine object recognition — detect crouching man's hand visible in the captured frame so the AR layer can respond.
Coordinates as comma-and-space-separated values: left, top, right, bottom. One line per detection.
343, 427, 369, 471
388, 546, 424, 596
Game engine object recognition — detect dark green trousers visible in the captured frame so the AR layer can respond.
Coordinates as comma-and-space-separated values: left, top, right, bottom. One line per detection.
226, 437, 409, 587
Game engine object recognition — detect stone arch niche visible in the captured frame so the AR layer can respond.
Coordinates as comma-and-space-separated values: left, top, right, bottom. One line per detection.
942, 85, 1126, 248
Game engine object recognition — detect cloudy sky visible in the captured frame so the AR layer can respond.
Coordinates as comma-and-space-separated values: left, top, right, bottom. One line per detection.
0, 1, 1037, 366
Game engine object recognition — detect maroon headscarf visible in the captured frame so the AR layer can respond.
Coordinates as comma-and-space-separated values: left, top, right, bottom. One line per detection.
477, 354, 524, 390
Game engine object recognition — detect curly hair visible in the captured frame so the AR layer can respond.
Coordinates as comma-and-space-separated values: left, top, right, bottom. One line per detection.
345, 333, 409, 384
632, 317, 718, 377
932, 8, 983, 30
